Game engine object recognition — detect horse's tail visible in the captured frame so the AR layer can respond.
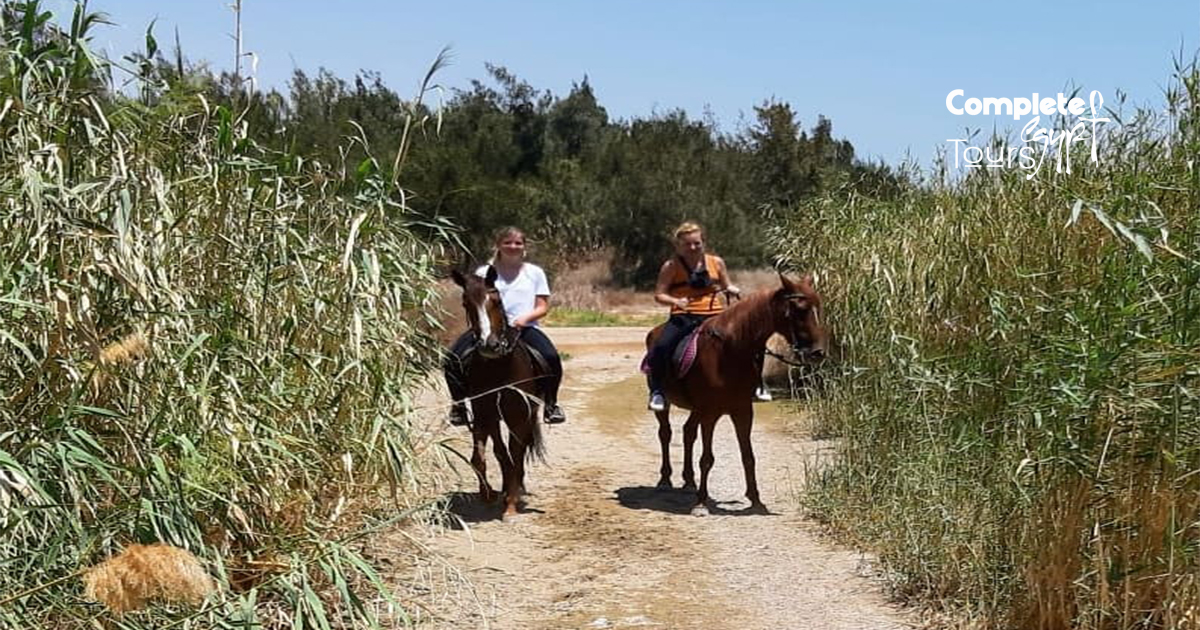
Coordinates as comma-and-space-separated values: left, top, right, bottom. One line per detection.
526, 410, 546, 464
501, 382, 546, 464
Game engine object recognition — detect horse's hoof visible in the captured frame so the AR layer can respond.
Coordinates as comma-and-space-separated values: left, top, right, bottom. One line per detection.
690, 504, 709, 517
501, 508, 521, 522
681, 481, 697, 492
747, 502, 769, 515
656, 478, 673, 490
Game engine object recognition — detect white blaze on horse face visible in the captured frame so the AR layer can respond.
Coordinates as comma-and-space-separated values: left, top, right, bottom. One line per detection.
476, 302, 492, 343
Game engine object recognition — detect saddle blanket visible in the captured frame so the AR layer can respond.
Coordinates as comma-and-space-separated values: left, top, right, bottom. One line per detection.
639, 328, 701, 378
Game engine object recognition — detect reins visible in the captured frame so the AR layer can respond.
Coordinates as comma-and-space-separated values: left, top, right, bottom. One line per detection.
763, 346, 811, 367
714, 288, 816, 366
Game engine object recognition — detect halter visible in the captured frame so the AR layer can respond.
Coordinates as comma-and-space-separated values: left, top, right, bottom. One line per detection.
473, 287, 521, 358
774, 290, 822, 363
477, 324, 520, 357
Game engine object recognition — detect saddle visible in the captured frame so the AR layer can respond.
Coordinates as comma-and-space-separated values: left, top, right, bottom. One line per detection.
522, 341, 552, 378
462, 339, 550, 382
639, 327, 703, 379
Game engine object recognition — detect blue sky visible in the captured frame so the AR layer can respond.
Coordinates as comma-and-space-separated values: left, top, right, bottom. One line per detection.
59, 0, 1199, 167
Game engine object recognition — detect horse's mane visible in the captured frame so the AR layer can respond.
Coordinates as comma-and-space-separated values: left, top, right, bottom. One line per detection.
706, 288, 778, 348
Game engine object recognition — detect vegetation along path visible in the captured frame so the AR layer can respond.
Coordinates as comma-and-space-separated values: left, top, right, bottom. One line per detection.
388, 327, 911, 629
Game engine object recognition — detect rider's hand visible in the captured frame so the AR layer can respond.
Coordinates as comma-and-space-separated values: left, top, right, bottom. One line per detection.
511, 315, 529, 329
726, 285, 742, 297
675, 297, 690, 310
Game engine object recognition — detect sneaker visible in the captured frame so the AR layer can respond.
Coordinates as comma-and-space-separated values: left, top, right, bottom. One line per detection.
754, 386, 773, 402
648, 392, 667, 412
448, 403, 470, 426
544, 404, 567, 424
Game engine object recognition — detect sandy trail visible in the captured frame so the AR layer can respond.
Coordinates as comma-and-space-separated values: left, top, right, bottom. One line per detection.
388, 326, 910, 630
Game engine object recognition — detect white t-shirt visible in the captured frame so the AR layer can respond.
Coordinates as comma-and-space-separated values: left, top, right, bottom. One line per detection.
475, 263, 551, 327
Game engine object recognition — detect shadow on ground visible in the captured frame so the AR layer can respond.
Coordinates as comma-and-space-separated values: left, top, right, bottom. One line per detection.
441, 491, 546, 528
614, 486, 777, 516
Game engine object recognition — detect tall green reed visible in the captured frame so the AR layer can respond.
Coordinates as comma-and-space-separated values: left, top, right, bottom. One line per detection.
771, 59, 1200, 628
0, 2, 454, 627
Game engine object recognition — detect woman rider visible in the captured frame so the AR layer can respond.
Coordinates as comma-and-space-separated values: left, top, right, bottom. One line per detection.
646, 221, 748, 411
648, 219, 777, 408
444, 226, 567, 425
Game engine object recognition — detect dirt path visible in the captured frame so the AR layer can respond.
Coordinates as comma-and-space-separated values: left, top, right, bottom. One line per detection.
390, 327, 911, 629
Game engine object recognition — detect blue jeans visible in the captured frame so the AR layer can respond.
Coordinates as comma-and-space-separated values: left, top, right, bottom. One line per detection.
443, 327, 563, 407
647, 313, 707, 394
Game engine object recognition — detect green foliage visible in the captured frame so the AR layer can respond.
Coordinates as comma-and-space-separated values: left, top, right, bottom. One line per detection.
178, 60, 888, 284
0, 2, 453, 627
542, 308, 658, 328
771, 58, 1200, 628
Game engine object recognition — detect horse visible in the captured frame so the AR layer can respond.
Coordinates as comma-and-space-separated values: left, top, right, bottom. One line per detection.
645, 273, 827, 515
450, 267, 546, 520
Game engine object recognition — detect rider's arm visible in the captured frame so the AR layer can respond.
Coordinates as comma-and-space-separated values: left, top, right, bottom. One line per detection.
513, 295, 549, 328
715, 257, 741, 297
654, 260, 688, 310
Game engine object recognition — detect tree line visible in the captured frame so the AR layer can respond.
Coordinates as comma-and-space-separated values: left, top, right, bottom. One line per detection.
130, 43, 901, 285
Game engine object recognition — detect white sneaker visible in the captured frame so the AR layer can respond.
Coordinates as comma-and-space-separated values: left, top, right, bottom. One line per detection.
648, 392, 667, 412
754, 386, 773, 402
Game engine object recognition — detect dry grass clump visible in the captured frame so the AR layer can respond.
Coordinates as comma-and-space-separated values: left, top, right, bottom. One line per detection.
83, 544, 216, 614
90, 332, 151, 394
98, 332, 149, 367
551, 256, 612, 311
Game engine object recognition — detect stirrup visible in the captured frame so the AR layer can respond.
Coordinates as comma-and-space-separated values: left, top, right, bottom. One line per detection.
648, 392, 667, 412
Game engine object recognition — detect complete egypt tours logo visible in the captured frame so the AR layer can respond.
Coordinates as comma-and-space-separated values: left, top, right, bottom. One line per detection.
945, 89, 1112, 179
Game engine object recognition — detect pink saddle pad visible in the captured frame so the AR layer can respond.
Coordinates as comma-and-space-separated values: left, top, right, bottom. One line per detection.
639, 328, 701, 378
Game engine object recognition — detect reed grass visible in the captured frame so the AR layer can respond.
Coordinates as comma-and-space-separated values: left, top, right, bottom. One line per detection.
0, 2, 455, 627
771, 58, 1200, 628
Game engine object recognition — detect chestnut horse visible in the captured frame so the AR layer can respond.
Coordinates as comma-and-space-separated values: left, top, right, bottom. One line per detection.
646, 273, 827, 514
450, 267, 546, 519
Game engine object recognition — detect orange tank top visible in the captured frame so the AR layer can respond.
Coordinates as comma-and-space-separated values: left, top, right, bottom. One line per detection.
667, 254, 724, 316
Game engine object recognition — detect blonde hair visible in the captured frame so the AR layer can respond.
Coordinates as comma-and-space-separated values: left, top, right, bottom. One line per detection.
673, 221, 703, 241
489, 226, 526, 264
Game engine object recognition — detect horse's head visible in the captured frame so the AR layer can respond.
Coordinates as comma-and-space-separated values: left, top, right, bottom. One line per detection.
452, 266, 517, 359
771, 272, 828, 361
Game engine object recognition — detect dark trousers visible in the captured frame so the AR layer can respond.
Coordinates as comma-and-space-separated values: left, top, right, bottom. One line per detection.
443, 327, 563, 408
648, 313, 708, 394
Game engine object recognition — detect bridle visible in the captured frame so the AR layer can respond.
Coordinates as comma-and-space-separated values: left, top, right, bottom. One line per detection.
472, 287, 520, 358
770, 291, 824, 365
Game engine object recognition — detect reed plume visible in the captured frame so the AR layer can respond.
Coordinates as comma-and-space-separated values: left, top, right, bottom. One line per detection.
98, 332, 149, 367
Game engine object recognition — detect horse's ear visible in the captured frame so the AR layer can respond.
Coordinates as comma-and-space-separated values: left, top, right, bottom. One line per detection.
800, 272, 815, 288
451, 269, 467, 287
777, 271, 796, 290
484, 265, 499, 287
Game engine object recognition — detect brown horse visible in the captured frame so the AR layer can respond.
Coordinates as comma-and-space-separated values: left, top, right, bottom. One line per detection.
450, 267, 546, 519
646, 273, 827, 515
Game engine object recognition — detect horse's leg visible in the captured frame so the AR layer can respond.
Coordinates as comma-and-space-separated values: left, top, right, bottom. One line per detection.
692, 414, 718, 516
656, 407, 673, 489
489, 421, 514, 516
681, 412, 699, 492
731, 405, 766, 512
503, 422, 529, 520
471, 423, 496, 503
